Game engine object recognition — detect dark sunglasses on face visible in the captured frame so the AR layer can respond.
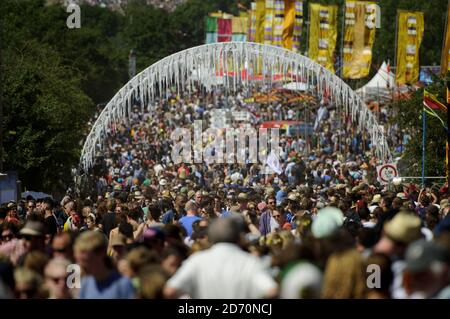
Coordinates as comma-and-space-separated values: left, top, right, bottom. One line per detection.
273, 214, 281, 219
22, 235, 41, 241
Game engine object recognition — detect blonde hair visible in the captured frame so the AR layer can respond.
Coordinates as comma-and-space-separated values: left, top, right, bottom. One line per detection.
44, 257, 72, 277
74, 230, 107, 253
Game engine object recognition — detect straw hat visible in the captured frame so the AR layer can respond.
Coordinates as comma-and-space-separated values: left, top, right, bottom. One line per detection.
384, 212, 422, 244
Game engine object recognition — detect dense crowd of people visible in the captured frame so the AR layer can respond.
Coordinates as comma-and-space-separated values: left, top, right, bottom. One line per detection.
1, 86, 450, 299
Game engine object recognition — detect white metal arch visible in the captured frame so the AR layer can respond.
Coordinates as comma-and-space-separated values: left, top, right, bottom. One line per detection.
80, 42, 392, 171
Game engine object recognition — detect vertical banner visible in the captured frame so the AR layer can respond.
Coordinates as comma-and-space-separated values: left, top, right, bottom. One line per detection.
218, 18, 232, 42
249, 2, 257, 42
441, 0, 450, 76
255, 0, 266, 43
308, 3, 338, 72
395, 11, 424, 85
342, 1, 377, 79
292, 1, 304, 52
205, 16, 218, 44
282, 0, 296, 49
232, 16, 248, 42
273, 0, 285, 47
264, 0, 274, 44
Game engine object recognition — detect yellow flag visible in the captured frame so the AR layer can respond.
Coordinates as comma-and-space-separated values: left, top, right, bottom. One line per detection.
308, 3, 338, 72
255, 0, 266, 43
292, 1, 304, 53
396, 11, 424, 85
273, 0, 285, 47
282, 0, 296, 49
342, 1, 377, 79
264, 0, 274, 45
441, 0, 450, 76
249, 2, 257, 42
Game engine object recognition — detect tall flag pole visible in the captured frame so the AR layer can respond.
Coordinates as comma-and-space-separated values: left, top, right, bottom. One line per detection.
422, 108, 426, 187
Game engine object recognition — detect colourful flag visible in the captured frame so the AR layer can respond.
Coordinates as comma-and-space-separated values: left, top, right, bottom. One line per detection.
342, 1, 377, 79
273, 0, 285, 47
308, 3, 338, 72
264, 0, 274, 44
282, 0, 295, 49
205, 16, 218, 44
423, 90, 447, 128
255, 0, 266, 43
232, 16, 248, 42
424, 90, 447, 113
218, 18, 232, 42
292, 0, 304, 52
249, 2, 257, 42
396, 11, 424, 85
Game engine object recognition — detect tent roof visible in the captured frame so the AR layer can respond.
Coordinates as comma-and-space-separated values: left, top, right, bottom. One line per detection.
356, 62, 396, 101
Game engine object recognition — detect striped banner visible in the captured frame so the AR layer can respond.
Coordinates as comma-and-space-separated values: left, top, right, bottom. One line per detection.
308, 3, 338, 72
273, 0, 285, 47
249, 2, 257, 42
264, 0, 275, 44
292, 1, 304, 52
396, 11, 424, 85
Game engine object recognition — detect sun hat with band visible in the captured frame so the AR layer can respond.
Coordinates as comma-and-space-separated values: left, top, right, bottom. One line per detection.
19, 221, 45, 237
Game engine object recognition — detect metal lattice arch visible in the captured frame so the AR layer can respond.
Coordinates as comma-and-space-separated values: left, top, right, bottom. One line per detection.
80, 42, 392, 171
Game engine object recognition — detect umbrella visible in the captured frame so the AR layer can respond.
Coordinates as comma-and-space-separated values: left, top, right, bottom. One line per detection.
21, 191, 53, 200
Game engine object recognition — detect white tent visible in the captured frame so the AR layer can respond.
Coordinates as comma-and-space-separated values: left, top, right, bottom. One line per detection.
356, 62, 396, 102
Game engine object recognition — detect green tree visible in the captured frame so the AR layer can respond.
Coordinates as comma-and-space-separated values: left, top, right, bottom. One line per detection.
1, 40, 93, 193
119, 0, 175, 72
392, 78, 447, 180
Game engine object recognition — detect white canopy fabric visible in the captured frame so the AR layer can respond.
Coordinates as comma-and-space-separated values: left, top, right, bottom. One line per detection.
356, 62, 396, 102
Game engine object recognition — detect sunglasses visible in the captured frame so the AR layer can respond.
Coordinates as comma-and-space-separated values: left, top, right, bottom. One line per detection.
273, 214, 281, 219
268, 201, 275, 205
22, 235, 39, 241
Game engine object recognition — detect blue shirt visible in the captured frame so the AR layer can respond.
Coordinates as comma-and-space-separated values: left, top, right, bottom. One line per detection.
79, 271, 135, 299
162, 209, 175, 224
179, 215, 201, 237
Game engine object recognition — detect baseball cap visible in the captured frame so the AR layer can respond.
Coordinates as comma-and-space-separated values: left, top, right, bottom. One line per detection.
405, 239, 450, 273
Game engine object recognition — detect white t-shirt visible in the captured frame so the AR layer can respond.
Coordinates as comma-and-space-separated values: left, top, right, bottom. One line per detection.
166, 243, 277, 298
